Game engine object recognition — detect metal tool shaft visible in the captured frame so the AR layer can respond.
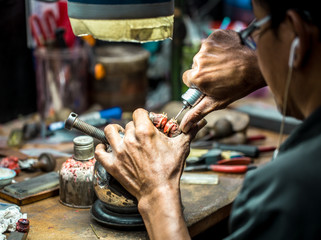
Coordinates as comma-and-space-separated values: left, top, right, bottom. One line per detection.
174, 105, 187, 120
65, 112, 109, 145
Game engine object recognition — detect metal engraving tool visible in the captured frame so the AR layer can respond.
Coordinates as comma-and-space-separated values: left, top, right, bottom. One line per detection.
174, 88, 205, 120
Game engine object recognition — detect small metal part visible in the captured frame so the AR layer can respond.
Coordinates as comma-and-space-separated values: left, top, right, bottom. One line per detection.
174, 88, 204, 120
37, 153, 56, 172
65, 112, 109, 145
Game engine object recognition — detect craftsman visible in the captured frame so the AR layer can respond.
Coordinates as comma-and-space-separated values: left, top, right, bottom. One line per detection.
95, 0, 321, 239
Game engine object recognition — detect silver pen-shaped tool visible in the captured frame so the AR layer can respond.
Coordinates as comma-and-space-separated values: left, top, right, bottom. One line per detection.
174, 88, 204, 120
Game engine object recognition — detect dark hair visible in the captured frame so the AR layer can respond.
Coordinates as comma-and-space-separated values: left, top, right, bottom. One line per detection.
255, 0, 319, 31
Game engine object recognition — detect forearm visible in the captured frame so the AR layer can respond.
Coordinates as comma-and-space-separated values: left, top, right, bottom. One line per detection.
138, 185, 190, 240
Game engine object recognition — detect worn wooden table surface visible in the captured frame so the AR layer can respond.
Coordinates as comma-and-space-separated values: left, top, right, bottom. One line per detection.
1, 127, 281, 239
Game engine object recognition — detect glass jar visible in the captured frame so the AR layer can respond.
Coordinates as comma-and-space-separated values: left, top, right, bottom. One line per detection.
59, 136, 96, 208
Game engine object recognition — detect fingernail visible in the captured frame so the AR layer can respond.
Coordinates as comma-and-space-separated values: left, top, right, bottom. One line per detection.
182, 122, 193, 133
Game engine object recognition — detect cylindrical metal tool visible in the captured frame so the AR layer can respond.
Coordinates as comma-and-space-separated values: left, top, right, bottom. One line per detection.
65, 112, 108, 145
181, 88, 204, 108
175, 88, 205, 120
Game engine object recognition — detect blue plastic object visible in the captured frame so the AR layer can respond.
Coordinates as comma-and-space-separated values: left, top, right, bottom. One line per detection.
99, 107, 122, 120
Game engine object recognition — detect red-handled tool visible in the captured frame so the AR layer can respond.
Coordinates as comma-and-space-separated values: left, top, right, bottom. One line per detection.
43, 9, 57, 41
210, 165, 256, 173
29, 15, 48, 47
29, 9, 58, 47
184, 164, 257, 173
216, 157, 252, 165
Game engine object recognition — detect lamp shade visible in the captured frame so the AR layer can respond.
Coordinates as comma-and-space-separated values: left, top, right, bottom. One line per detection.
67, 0, 174, 42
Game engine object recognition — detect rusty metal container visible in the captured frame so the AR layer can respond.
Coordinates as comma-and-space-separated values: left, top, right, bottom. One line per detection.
59, 136, 96, 208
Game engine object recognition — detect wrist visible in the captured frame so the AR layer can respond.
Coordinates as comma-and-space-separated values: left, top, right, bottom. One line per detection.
137, 185, 190, 240
138, 184, 181, 217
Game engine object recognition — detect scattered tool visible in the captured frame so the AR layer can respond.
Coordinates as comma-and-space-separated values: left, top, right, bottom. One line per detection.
213, 143, 276, 158
185, 148, 253, 173
20, 153, 56, 173
180, 173, 219, 185
184, 164, 256, 173
29, 9, 58, 47
191, 141, 276, 158
0, 172, 59, 205
174, 88, 204, 120
8, 231, 28, 240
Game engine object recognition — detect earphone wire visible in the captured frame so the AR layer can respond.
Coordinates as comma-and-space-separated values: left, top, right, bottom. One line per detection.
276, 64, 293, 154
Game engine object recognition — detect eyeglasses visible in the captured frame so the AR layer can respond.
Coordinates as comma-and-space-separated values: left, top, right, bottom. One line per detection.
238, 15, 271, 50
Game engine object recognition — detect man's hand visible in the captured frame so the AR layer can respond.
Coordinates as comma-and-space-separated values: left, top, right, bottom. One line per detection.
181, 29, 266, 133
95, 108, 206, 240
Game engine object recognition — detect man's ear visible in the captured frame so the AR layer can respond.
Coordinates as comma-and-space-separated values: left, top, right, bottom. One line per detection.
286, 9, 311, 68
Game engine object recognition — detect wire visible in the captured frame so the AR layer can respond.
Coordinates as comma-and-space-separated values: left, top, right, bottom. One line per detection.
276, 63, 294, 154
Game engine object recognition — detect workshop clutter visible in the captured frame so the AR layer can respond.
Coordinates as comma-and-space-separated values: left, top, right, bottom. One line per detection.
27, 0, 76, 49
34, 46, 89, 126
0, 203, 28, 239
27, 0, 91, 136
27, 0, 152, 128
91, 44, 150, 112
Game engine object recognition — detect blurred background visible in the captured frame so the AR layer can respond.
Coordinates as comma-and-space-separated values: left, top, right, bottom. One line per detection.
0, 0, 254, 125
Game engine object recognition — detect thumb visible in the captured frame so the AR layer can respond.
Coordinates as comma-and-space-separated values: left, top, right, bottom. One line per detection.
180, 96, 216, 133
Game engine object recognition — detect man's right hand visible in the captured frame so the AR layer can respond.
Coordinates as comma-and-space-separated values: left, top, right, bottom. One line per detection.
181, 29, 266, 133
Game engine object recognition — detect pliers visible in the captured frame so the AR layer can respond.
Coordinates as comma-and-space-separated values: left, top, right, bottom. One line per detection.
185, 149, 256, 173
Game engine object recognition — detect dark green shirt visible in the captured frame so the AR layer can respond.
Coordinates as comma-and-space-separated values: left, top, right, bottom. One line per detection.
226, 106, 321, 239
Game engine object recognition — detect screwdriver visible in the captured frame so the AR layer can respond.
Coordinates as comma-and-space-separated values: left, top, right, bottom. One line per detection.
174, 88, 205, 120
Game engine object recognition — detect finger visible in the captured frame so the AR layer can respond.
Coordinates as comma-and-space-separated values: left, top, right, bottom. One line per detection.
95, 143, 115, 170
182, 68, 198, 87
180, 96, 217, 133
132, 108, 151, 126
132, 108, 156, 137
178, 118, 207, 143
123, 121, 137, 145
104, 124, 124, 151
124, 121, 135, 131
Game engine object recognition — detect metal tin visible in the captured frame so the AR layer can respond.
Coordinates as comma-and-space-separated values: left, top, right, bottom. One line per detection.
59, 136, 96, 208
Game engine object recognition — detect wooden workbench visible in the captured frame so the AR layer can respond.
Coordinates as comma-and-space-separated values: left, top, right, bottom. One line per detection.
0, 126, 281, 240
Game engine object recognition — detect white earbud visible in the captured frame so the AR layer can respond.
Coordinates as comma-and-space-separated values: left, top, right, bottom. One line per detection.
288, 37, 300, 68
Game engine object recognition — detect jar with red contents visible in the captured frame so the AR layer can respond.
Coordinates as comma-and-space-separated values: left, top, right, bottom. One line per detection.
59, 136, 96, 208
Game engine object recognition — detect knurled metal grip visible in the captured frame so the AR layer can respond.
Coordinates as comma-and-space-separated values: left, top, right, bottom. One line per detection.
181, 88, 204, 108
65, 112, 109, 145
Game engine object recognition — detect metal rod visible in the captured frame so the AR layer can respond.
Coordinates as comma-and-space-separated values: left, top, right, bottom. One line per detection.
65, 112, 109, 145
174, 105, 186, 120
